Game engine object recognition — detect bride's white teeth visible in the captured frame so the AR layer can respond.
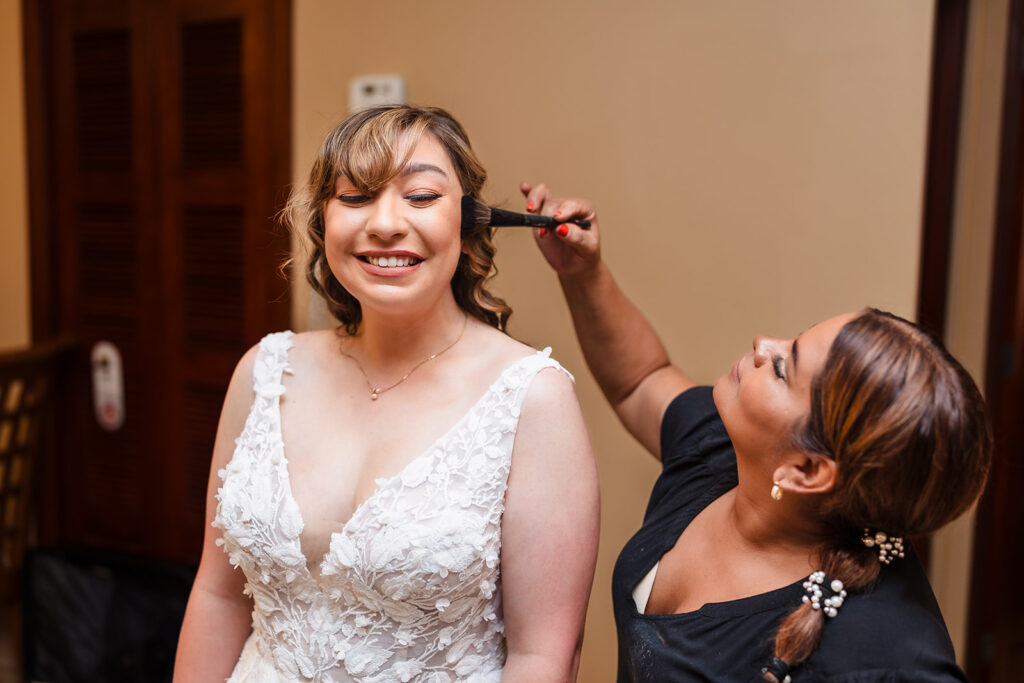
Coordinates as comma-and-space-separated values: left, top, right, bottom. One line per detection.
366, 255, 417, 267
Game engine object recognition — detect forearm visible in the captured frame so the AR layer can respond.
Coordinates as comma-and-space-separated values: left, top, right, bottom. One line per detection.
559, 262, 671, 407
174, 586, 252, 682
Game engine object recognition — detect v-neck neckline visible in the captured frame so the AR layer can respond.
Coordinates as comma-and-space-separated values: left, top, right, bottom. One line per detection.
273, 349, 544, 582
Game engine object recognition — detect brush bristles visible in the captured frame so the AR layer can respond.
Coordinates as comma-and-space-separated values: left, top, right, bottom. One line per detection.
461, 195, 494, 237
473, 199, 493, 229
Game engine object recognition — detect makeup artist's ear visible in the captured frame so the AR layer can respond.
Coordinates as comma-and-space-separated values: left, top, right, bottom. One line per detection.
772, 451, 837, 496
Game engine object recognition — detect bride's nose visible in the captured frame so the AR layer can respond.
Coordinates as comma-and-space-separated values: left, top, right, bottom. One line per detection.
366, 196, 407, 240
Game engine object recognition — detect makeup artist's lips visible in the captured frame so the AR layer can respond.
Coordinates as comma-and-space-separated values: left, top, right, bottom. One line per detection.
355, 251, 423, 277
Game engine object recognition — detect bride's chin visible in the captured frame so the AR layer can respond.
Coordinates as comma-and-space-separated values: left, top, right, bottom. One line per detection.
355, 291, 449, 320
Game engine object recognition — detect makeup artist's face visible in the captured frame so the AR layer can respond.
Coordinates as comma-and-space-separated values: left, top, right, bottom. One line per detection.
324, 132, 464, 317
712, 313, 854, 473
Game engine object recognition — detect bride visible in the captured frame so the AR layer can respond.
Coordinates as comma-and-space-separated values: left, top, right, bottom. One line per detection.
174, 105, 600, 682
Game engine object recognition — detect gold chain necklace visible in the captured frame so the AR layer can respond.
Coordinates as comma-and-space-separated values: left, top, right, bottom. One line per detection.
341, 314, 469, 401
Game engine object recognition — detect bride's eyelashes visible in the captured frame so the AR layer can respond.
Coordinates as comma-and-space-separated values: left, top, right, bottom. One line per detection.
334, 192, 444, 206
405, 193, 443, 206
337, 194, 369, 205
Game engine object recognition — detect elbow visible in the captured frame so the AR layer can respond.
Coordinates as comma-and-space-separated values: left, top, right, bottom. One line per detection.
608, 359, 673, 408
503, 653, 578, 683
504, 626, 588, 683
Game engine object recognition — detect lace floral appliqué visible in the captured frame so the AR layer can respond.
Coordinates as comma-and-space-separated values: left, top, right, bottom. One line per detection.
214, 332, 569, 682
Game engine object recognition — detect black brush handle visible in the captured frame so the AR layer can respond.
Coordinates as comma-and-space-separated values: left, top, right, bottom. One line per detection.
488, 206, 591, 229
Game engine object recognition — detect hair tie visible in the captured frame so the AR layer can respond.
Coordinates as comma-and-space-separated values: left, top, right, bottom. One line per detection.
759, 656, 792, 682
861, 529, 905, 564
802, 570, 846, 618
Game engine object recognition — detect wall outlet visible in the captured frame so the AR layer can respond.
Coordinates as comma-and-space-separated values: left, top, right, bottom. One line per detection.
348, 74, 406, 112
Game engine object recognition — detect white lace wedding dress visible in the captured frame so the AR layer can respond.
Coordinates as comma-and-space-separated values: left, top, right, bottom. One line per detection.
213, 332, 569, 682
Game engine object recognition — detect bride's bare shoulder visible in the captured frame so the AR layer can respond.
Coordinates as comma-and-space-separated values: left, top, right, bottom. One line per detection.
465, 321, 557, 368
273, 329, 348, 388
287, 328, 343, 358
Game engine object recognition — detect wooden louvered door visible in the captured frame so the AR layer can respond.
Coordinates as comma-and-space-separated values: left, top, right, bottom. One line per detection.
25, 0, 290, 564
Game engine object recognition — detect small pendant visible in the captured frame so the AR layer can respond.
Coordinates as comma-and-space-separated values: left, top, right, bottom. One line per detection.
370, 391, 379, 400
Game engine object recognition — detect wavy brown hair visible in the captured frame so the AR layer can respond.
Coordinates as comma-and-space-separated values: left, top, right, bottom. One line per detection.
283, 105, 511, 334
764, 309, 992, 678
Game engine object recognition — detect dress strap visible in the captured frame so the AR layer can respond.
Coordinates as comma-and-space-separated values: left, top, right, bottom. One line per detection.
520, 347, 573, 380
251, 331, 294, 401
502, 347, 574, 411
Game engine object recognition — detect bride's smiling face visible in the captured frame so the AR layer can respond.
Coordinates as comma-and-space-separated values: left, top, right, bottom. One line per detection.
323, 132, 465, 317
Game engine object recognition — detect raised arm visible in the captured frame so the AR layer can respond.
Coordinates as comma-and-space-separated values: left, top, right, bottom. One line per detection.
173, 346, 259, 681
521, 183, 695, 458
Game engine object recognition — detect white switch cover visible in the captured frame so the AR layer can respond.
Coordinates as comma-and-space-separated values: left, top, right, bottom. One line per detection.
91, 341, 125, 431
348, 75, 406, 112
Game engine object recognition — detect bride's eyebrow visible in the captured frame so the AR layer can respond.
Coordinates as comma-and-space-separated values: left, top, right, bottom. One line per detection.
399, 162, 448, 179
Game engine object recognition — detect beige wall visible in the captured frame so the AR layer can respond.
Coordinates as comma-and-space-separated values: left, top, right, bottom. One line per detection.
929, 0, 1009, 661
294, 1, 937, 677
0, 0, 30, 351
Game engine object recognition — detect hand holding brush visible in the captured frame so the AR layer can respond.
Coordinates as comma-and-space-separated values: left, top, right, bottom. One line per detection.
460, 196, 590, 238
519, 181, 602, 276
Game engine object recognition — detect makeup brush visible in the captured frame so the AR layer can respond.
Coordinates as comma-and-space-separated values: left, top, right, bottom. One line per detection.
460, 196, 591, 238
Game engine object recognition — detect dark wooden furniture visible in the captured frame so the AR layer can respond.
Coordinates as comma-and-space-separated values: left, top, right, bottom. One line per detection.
0, 339, 71, 676
22, 0, 292, 564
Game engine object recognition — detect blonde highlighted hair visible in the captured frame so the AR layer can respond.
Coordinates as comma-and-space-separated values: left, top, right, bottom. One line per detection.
283, 105, 511, 334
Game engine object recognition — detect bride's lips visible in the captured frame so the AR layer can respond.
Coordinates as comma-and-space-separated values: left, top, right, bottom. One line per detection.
355, 250, 423, 278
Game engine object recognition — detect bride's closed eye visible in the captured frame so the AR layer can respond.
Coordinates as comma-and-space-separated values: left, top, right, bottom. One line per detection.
404, 192, 443, 206
337, 194, 370, 205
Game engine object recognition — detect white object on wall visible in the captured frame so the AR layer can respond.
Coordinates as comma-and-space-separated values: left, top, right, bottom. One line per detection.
348, 74, 406, 113
91, 341, 125, 431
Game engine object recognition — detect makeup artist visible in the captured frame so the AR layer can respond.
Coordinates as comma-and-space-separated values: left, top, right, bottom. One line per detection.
520, 183, 991, 682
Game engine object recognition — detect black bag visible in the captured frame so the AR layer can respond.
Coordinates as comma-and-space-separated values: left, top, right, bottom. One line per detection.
23, 546, 195, 683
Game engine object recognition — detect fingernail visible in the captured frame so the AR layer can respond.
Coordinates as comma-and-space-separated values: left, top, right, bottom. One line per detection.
554, 210, 562, 217
538, 228, 548, 237
526, 202, 535, 211
557, 224, 569, 237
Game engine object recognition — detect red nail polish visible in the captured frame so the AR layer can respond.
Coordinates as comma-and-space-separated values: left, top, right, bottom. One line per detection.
526, 202, 535, 211
554, 210, 562, 216
557, 224, 569, 237
538, 228, 548, 237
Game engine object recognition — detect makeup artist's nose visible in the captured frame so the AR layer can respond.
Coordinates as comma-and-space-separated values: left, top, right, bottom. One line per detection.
366, 195, 407, 240
752, 335, 779, 367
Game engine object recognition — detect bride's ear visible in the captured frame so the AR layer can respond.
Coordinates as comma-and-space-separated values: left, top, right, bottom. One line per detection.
772, 451, 837, 496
